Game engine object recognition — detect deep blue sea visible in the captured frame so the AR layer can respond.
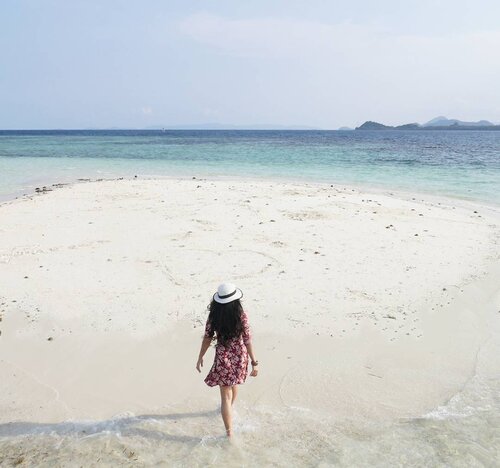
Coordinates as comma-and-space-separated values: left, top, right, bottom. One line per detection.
1, 129, 499, 204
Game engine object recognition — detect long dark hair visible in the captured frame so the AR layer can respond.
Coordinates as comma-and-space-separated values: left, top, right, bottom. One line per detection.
207, 298, 244, 345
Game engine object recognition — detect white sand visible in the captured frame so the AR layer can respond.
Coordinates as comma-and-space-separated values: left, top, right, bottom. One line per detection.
0, 177, 499, 425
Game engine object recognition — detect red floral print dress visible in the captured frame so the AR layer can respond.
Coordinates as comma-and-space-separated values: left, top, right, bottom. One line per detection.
204, 311, 252, 387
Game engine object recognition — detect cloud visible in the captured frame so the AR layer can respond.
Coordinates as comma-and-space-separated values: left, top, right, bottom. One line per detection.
141, 106, 153, 115
179, 13, 375, 59
178, 13, 500, 124
179, 12, 500, 65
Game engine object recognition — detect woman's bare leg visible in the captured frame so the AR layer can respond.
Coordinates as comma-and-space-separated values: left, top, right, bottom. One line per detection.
219, 385, 233, 436
231, 385, 238, 405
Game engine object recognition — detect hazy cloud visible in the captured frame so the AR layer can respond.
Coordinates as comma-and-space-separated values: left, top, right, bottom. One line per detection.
179, 13, 500, 125
179, 12, 500, 68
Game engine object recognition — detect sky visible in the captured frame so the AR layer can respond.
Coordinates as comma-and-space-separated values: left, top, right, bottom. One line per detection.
1, 0, 500, 129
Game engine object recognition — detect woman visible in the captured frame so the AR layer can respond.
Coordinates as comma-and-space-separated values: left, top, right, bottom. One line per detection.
196, 282, 259, 437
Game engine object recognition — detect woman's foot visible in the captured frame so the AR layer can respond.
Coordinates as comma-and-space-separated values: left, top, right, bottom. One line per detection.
226, 428, 233, 437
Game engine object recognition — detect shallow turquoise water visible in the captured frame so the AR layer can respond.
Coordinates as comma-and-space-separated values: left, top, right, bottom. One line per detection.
1, 130, 499, 204
0, 373, 499, 466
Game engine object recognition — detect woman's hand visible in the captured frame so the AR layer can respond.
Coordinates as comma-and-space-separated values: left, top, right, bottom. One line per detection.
197, 337, 211, 373
250, 365, 258, 377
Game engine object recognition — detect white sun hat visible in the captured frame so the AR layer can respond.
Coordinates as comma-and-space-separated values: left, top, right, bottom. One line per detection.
213, 282, 243, 304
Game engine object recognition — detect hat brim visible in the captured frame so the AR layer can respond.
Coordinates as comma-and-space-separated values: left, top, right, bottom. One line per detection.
213, 288, 243, 304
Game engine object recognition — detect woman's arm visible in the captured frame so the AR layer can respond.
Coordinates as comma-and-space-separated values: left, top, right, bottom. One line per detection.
196, 337, 212, 372
242, 311, 258, 376
245, 341, 259, 377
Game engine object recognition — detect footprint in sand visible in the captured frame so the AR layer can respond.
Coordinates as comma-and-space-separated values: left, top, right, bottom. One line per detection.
283, 210, 327, 221
271, 240, 286, 247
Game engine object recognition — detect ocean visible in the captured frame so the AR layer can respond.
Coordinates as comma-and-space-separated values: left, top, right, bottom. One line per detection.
0, 129, 499, 466
1, 129, 499, 204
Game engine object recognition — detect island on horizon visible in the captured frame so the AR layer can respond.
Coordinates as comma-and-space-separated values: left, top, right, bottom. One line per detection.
354, 116, 500, 131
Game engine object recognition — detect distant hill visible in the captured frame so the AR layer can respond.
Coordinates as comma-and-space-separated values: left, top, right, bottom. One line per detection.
338, 126, 354, 131
395, 123, 421, 130
355, 117, 500, 131
356, 121, 421, 130
423, 116, 494, 127
424, 116, 448, 126
356, 121, 392, 130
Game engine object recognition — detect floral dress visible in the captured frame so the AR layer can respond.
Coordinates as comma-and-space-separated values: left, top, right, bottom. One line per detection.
204, 311, 252, 387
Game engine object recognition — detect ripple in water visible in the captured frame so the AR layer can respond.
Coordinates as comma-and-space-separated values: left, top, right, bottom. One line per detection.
1, 374, 499, 467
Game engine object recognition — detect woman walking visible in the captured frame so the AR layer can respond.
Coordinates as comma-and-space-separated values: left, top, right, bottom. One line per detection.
196, 282, 259, 437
